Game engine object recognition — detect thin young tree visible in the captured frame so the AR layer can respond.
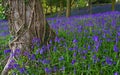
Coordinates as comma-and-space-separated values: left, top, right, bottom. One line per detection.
112, 0, 116, 11
66, 0, 71, 17
1, 0, 55, 75
88, 0, 92, 14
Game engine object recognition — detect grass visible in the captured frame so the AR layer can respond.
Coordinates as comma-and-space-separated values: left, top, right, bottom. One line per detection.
0, 11, 120, 75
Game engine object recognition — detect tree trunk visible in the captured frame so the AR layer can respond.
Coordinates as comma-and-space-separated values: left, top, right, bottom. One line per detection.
58, 1, 63, 17
112, 0, 116, 11
88, 0, 92, 14
66, 0, 71, 17
1, 0, 55, 75
49, 0, 53, 14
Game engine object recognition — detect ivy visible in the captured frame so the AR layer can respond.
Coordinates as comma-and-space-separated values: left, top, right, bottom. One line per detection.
24, 0, 29, 5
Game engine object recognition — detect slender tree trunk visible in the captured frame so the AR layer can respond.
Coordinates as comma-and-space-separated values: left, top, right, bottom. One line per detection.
55, 6, 58, 13
50, 1, 53, 13
88, 0, 92, 14
58, 1, 63, 17
112, 0, 116, 11
1, 0, 55, 75
66, 0, 71, 17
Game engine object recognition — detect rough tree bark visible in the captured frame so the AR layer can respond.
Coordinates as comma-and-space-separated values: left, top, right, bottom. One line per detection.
66, 0, 71, 17
112, 0, 116, 11
1, 0, 55, 75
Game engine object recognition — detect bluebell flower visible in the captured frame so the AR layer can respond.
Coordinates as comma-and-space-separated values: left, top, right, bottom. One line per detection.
19, 67, 26, 74
114, 72, 119, 75
69, 48, 73, 51
71, 59, 76, 65
32, 37, 40, 44
73, 52, 77, 57
114, 45, 119, 52
93, 36, 99, 42
73, 39, 78, 43
42, 59, 50, 64
60, 66, 65, 71
31, 54, 36, 60
53, 66, 57, 72
55, 37, 60, 43
39, 48, 44, 54
4, 49, 11, 54
53, 46, 57, 52
106, 57, 113, 66
44, 67, 51, 73
12, 72, 16, 75
59, 56, 64, 61
117, 32, 120, 36
13, 63, 20, 69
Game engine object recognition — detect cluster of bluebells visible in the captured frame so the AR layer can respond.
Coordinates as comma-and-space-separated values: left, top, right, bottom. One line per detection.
1, 11, 120, 74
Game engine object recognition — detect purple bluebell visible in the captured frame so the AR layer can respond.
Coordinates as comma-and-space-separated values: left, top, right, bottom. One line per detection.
59, 56, 64, 61
13, 63, 20, 69
4, 49, 11, 54
42, 59, 50, 64
73, 52, 77, 57
39, 48, 44, 54
106, 57, 113, 66
31, 54, 36, 60
60, 66, 65, 71
114, 45, 119, 52
53, 66, 57, 72
53, 46, 57, 52
114, 72, 119, 75
73, 39, 78, 43
44, 67, 51, 73
93, 36, 99, 42
55, 37, 60, 43
19, 67, 26, 74
32, 37, 40, 44
71, 59, 76, 65
69, 48, 73, 51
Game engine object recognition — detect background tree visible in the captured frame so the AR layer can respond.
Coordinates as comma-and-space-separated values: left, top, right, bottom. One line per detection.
1, 0, 55, 75
66, 0, 71, 17
112, 0, 116, 11
88, 0, 92, 14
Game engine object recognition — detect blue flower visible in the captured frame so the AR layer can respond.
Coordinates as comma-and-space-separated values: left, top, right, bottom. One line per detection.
31, 54, 36, 60
114, 45, 119, 52
106, 57, 113, 66
59, 56, 64, 61
53, 66, 57, 72
13, 63, 20, 69
73, 52, 77, 57
55, 37, 60, 43
93, 36, 99, 42
114, 72, 119, 75
71, 59, 76, 65
73, 39, 78, 43
42, 59, 50, 64
39, 48, 44, 54
4, 49, 11, 54
60, 66, 65, 71
19, 67, 26, 74
44, 67, 51, 73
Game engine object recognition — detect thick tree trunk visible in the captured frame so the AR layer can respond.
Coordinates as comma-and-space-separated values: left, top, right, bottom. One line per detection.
66, 0, 71, 17
112, 0, 116, 11
1, 0, 55, 75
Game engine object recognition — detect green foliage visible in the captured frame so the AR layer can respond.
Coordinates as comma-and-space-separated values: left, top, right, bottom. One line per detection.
0, 1, 5, 19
